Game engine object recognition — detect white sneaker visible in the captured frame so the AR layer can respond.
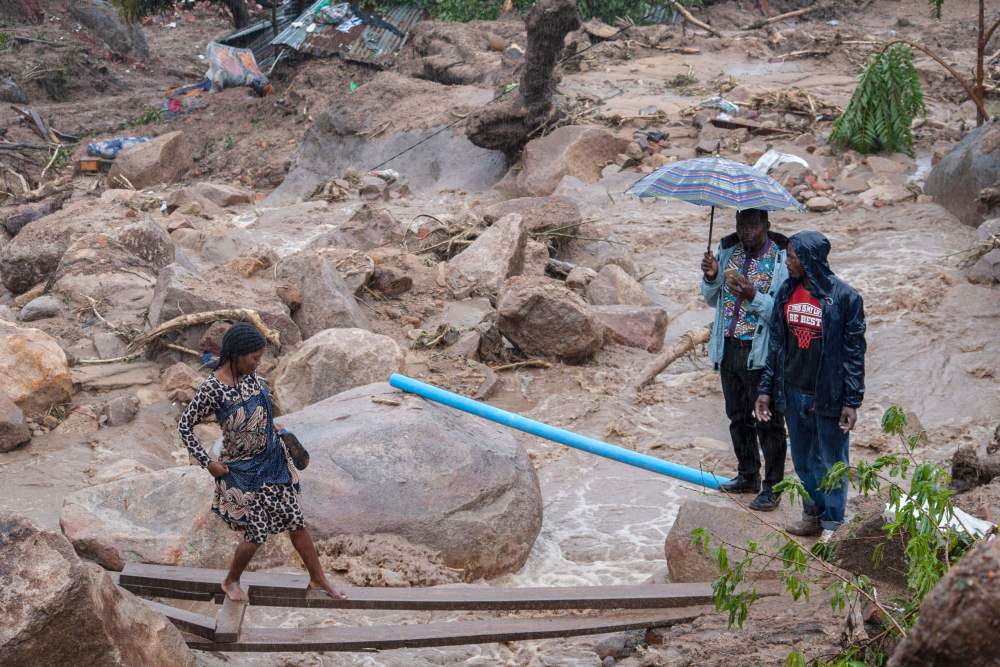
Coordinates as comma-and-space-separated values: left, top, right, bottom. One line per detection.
817, 529, 836, 544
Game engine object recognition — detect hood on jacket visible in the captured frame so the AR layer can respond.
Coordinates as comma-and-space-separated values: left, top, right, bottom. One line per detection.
789, 230, 836, 298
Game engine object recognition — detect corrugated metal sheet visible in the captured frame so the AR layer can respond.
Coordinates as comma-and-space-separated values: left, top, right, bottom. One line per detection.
219, 2, 423, 72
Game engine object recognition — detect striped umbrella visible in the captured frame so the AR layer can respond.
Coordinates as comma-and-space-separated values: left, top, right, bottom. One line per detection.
626, 156, 802, 249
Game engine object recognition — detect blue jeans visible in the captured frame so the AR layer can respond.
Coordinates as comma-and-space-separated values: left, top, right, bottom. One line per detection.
785, 388, 849, 530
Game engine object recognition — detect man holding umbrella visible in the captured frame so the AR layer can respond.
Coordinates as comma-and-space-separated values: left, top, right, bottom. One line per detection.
701, 209, 789, 510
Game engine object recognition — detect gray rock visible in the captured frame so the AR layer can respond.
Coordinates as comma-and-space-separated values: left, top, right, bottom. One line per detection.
105, 395, 140, 426
311, 204, 403, 251
148, 263, 301, 349
273, 328, 404, 412
60, 383, 543, 579
477, 195, 582, 234
517, 125, 632, 196
0, 391, 31, 452
17, 295, 61, 322
276, 249, 369, 338
439, 298, 494, 330
967, 249, 1000, 285
805, 195, 837, 212
0, 305, 15, 322
69, 0, 149, 60
445, 213, 527, 298
497, 275, 604, 363
586, 264, 653, 306
108, 132, 193, 190
0, 78, 27, 104
592, 305, 669, 352
0, 513, 194, 666
977, 218, 1000, 242
523, 239, 550, 278
92, 331, 128, 360
926, 121, 1000, 226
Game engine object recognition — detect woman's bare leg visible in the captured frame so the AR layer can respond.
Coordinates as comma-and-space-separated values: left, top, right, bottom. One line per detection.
289, 528, 348, 600
221, 541, 259, 601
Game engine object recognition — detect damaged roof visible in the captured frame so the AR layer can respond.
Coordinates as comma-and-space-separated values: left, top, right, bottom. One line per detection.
219, 1, 423, 72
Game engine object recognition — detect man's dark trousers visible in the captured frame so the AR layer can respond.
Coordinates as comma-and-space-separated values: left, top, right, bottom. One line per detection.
721, 338, 787, 488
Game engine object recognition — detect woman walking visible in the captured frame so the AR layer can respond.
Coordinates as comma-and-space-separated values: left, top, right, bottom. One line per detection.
177, 322, 347, 602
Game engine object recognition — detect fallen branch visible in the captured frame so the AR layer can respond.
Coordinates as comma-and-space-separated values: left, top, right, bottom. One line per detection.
630, 326, 711, 390
491, 359, 552, 372
670, 0, 722, 37
127, 308, 281, 354
744, 3, 830, 30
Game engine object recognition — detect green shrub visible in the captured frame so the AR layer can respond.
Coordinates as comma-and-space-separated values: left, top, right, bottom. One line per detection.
829, 44, 926, 155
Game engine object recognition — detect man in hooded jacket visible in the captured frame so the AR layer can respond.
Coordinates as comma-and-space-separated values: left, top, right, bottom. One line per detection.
755, 230, 866, 538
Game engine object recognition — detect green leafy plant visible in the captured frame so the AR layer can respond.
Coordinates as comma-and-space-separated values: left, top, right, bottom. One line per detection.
693, 406, 982, 666
224, 134, 236, 150
130, 107, 163, 128
829, 45, 925, 155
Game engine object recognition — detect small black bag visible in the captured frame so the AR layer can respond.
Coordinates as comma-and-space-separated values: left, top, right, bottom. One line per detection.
279, 430, 310, 470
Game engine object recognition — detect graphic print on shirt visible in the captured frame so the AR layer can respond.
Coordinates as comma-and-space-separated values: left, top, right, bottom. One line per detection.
787, 295, 823, 349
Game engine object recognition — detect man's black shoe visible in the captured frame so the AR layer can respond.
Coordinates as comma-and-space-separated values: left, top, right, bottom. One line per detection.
720, 476, 761, 494
750, 488, 781, 511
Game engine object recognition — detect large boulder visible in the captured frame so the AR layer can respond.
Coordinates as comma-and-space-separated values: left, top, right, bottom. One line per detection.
887, 538, 1000, 667
0, 321, 72, 416
51, 225, 173, 322
165, 182, 253, 217
276, 249, 370, 338
591, 305, 669, 352
967, 249, 1000, 284
826, 495, 909, 595
664, 493, 807, 583
60, 383, 543, 579
586, 264, 653, 306
273, 328, 404, 412
311, 204, 404, 251
925, 121, 1000, 227
69, 0, 149, 59
516, 126, 631, 196
477, 195, 582, 234
0, 513, 194, 667
496, 275, 604, 363
444, 213, 527, 298
108, 132, 193, 191
148, 263, 301, 348
0, 391, 31, 452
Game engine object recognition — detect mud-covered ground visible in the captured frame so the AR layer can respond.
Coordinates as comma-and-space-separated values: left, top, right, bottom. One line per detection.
1, 0, 999, 665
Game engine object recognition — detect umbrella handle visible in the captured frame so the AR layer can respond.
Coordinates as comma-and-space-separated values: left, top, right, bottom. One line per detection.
707, 206, 715, 251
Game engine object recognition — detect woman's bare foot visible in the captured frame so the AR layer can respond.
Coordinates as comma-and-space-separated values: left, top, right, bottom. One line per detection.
221, 578, 248, 602
308, 577, 348, 600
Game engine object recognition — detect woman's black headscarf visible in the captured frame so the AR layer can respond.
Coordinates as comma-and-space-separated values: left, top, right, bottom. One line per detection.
202, 323, 267, 370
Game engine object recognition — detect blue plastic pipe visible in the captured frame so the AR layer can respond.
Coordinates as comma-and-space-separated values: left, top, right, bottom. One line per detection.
389, 373, 729, 490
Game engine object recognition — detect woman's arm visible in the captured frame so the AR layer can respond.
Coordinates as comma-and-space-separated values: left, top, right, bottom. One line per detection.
177, 381, 221, 468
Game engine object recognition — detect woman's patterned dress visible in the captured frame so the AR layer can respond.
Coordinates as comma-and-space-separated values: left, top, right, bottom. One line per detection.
177, 373, 303, 545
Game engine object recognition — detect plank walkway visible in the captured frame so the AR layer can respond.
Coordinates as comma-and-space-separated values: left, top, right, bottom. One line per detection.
117, 563, 763, 652
119, 563, 718, 610
159, 603, 714, 652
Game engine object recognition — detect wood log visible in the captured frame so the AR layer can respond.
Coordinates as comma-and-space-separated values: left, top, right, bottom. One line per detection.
631, 327, 711, 391
669, 0, 722, 37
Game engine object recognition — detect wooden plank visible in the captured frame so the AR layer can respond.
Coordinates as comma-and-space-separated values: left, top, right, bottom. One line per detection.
120, 563, 309, 595
141, 599, 217, 641
215, 596, 248, 643
249, 582, 718, 611
120, 564, 721, 611
120, 583, 215, 602
185, 607, 713, 652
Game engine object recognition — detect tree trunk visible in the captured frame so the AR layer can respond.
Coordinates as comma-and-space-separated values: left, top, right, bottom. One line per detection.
465, 0, 581, 158
222, 0, 251, 29
977, 0, 986, 126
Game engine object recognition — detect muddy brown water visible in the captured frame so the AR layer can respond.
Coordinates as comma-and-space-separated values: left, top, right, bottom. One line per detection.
4, 6, 1000, 665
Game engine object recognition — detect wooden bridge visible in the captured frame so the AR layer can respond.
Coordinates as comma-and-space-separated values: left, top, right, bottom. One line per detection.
114, 563, 755, 653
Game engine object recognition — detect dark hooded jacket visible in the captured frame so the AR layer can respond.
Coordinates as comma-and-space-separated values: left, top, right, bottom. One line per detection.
758, 231, 866, 417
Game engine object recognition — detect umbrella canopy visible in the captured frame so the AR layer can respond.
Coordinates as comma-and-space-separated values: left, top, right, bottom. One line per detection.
626, 156, 802, 211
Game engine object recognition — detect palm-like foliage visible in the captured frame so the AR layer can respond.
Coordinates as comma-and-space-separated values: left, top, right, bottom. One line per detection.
830, 45, 926, 155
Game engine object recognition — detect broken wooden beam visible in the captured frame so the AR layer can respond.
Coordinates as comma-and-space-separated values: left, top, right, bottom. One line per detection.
183, 607, 715, 652
215, 596, 248, 643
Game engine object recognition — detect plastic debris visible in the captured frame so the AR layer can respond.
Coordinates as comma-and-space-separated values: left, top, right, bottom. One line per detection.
87, 136, 151, 159
698, 96, 740, 114
315, 3, 352, 24
753, 149, 810, 175
205, 42, 271, 97
884, 500, 996, 540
